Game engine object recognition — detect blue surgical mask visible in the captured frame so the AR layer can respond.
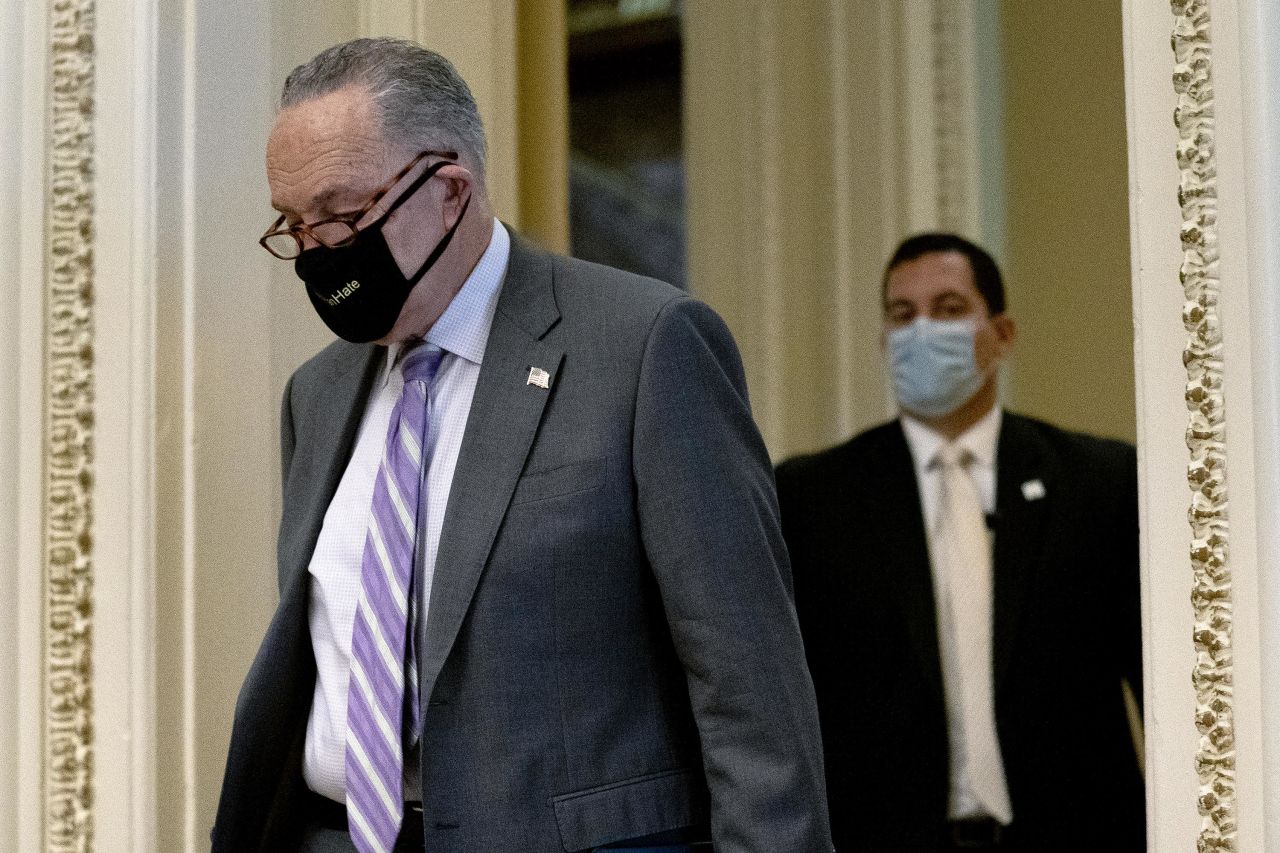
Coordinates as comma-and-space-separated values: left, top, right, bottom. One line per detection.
888, 317, 985, 418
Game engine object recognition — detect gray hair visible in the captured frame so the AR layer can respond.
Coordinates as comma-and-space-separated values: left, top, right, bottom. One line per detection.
280, 38, 487, 178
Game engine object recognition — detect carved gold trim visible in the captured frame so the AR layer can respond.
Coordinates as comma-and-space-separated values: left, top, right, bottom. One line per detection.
931, 0, 968, 233
1171, 1, 1236, 850
45, 0, 96, 850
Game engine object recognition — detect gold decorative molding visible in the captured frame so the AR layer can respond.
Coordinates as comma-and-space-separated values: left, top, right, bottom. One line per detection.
931, 0, 971, 234
45, 0, 96, 849
1171, 1, 1235, 850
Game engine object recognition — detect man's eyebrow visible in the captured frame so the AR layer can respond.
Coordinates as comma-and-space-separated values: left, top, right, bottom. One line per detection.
313, 187, 342, 208
270, 186, 345, 216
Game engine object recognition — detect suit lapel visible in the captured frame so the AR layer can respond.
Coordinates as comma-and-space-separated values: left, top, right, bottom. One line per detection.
991, 413, 1053, 695
281, 342, 383, 594
869, 424, 944, 696
420, 234, 563, 697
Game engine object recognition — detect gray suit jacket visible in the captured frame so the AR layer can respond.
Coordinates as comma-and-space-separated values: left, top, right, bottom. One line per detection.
212, 234, 832, 852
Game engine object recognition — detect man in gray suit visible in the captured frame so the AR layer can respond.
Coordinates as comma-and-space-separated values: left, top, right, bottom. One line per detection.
212, 38, 831, 853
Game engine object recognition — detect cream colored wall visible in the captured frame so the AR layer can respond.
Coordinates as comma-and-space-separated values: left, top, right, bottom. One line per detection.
684, 2, 1009, 461
0, 0, 24, 846
1000, 2, 1136, 442
684, 2, 902, 461
1248, 5, 1280, 844
1, 2, 45, 849
685, 1, 1136, 457
150, 2, 278, 847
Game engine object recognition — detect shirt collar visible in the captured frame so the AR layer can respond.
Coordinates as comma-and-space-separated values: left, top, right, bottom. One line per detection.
901, 403, 1003, 474
380, 218, 510, 386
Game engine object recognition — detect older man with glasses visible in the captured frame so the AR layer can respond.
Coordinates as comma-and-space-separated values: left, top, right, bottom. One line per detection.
212, 37, 832, 853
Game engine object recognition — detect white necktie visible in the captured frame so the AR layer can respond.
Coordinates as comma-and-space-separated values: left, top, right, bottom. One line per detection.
933, 444, 1013, 824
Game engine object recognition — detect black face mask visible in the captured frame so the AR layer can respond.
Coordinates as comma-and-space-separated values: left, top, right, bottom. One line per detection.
295, 160, 472, 343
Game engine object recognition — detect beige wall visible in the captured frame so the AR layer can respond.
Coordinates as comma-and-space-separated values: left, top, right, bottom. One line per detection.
1000, 2, 1136, 442
686, 2, 1136, 456
0, 0, 23, 845
684, 2, 903, 461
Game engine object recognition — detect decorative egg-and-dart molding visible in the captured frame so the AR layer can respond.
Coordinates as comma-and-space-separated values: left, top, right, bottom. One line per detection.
45, 0, 97, 849
1170, 1, 1237, 851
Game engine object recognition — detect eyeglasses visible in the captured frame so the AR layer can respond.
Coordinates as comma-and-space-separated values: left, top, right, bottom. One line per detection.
259, 149, 459, 260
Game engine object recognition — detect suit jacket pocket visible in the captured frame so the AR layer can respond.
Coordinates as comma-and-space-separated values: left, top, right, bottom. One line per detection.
551, 767, 708, 852
510, 457, 606, 506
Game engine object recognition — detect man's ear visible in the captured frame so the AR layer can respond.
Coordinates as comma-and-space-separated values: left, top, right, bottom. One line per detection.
434, 164, 473, 225
992, 313, 1018, 354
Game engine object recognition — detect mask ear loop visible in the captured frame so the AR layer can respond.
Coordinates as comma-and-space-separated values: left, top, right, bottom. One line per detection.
373, 158, 453, 225
365, 157, 473, 287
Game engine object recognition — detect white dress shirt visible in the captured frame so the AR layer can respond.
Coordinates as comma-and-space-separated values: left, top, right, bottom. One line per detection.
303, 219, 510, 803
900, 404, 1013, 823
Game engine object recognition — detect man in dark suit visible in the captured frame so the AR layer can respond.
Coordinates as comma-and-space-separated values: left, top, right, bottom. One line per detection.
213, 38, 831, 853
776, 233, 1144, 852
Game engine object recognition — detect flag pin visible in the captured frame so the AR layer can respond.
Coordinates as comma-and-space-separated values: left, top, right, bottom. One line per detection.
527, 366, 551, 389
1021, 479, 1046, 501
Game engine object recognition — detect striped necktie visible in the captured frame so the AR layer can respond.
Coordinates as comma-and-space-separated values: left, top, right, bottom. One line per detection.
345, 343, 442, 853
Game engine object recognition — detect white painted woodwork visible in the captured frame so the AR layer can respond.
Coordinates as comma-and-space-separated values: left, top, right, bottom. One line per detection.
1123, 0, 1276, 849
93, 0, 162, 847
0, 0, 24, 845
3, 0, 53, 850
1124, 2, 1211, 848
1229, 0, 1280, 847
1236, 3, 1280, 848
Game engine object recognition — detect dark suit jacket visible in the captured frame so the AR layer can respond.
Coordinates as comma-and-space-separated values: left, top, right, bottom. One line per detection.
775, 413, 1144, 852
212, 234, 833, 852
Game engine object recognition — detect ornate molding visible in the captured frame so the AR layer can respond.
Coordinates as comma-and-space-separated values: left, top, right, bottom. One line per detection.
931, 0, 970, 234
923, 0, 984, 240
1171, 1, 1236, 850
45, 0, 96, 850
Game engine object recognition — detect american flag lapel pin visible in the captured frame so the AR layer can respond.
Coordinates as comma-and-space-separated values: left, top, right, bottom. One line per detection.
527, 366, 551, 389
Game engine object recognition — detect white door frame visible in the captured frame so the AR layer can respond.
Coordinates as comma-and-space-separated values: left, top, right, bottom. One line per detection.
1124, 0, 1280, 849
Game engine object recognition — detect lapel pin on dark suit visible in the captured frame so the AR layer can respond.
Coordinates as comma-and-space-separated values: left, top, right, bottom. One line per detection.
527, 366, 551, 389
1021, 479, 1046, 501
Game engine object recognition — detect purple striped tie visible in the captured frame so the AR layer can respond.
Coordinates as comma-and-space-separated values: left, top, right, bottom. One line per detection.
345, 343, 442, 853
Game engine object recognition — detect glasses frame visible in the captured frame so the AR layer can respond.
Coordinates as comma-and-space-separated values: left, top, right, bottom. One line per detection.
259, 149, 459, 259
